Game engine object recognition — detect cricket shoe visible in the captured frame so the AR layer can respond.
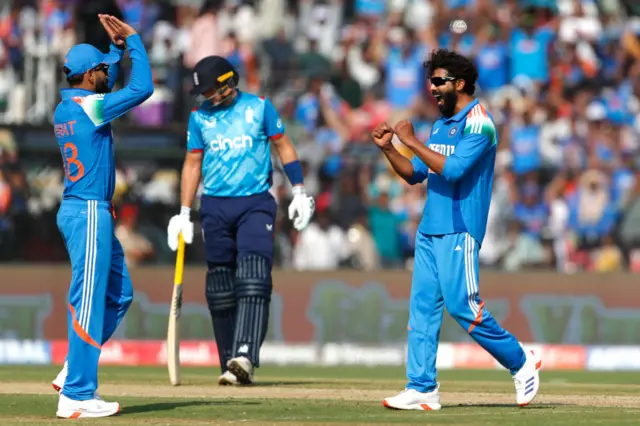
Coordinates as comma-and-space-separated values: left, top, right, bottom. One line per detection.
56, 393, 120, 419
513, 345, 542, 407
218, 370, 238, 386
52, 361, 67, 393
382, 384, 442, 411
226, 356, 254, 385
52, 362, 101, 399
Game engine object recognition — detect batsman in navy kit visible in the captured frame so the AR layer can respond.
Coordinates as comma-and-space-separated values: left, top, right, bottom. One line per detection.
167, 56, 315, 385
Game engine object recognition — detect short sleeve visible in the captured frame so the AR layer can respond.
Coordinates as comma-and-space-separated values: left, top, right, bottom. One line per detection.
263, 98, 285, 138
187, 112, 205, 152
409, 155, 429, 185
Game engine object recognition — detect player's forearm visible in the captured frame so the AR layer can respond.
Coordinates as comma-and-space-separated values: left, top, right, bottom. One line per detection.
107, 43, 124, 91
402, 136, 446, 175
180, 156, 202, 209
123, 34, 154, 101
380, 144, 415, 182
275, 139, 299, 165
273, 134, 304, 187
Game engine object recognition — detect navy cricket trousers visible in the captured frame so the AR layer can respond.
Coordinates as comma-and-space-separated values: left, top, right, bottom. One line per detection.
200, 191, 277, 266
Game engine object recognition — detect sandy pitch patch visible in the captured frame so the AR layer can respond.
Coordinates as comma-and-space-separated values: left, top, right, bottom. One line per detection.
0, 382, 638, 408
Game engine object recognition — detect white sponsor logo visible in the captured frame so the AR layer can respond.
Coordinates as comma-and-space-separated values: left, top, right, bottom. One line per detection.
433, 127, 439, 134
193, 72, 199, 86
0, 339, 50, 365
245, 107, 254, 123
266, 224, 273, 231
238, 344, 249, 354
455, 245, 462, 251
276, 119, 282, 128
209, 134, 254, 151
429, 143, 455, 156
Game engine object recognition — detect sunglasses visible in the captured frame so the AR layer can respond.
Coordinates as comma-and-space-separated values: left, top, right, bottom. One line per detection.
92, 64, 109, 73
430, 76, 456, 86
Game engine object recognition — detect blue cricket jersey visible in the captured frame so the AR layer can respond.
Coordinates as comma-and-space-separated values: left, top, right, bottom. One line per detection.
52, 34, 154, 202
186, 91, 284, 197
409, 99, 498, 245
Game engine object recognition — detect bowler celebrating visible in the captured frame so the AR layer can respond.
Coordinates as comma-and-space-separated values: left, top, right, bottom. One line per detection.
167, 56, 315, 386
372, 49, 541, 410
51, 15, 153, 418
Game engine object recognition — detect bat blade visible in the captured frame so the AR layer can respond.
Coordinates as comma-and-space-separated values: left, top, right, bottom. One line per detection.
167, 233, 185, 386
167, 285, 182, 385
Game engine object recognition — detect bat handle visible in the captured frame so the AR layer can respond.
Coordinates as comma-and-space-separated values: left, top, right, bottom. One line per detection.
174, 232, 185, 284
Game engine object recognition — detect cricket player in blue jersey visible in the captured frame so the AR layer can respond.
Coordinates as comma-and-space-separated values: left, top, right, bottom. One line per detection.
50, 15, 153, 419
167, 56, 315, 386
373, 49, 542, 410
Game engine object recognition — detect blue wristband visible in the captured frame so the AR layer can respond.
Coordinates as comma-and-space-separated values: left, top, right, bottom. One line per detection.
283, 160, 304, 186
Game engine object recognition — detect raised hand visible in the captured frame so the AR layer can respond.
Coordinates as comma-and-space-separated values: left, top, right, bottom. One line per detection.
394, 120, 416, 144
371, 122, 395, 149
99, 14, 137, 46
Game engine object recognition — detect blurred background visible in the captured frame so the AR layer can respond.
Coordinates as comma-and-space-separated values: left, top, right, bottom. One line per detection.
0, 0, 639, 275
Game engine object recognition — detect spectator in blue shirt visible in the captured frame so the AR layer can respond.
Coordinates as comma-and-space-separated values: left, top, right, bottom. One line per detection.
514, 182, 548, 240
509, 16, 555, 83
476, 25, 509, 95
510, 107, 541, 176
384, 27, 426, 111
568, 169, 619, 248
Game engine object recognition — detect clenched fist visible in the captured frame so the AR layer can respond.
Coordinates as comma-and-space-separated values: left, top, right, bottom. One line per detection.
394, 120, 416, 143
371, 122, 394, 149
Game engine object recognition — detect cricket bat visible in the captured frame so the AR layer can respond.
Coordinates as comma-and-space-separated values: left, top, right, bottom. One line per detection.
167, 233, 185, 386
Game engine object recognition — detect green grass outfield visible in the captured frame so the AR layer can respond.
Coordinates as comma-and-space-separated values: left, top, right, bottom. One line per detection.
0, 365, 638, 425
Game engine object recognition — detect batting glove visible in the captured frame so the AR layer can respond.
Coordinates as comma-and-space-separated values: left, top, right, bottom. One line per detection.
288, 186, 315, 231
167, 206, 194, 251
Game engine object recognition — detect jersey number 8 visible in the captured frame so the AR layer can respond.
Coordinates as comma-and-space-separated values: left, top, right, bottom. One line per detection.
60, 142, 85, 182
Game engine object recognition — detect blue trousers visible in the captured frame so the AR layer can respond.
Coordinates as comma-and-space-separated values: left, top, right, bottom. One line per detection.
200, 192, 277, 267
57, 200, 134, 400
406, 232, 525, 392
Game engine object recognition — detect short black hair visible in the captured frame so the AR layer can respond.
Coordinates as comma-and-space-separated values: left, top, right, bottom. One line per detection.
424, 49, 478, 95
64, 66, 84, 87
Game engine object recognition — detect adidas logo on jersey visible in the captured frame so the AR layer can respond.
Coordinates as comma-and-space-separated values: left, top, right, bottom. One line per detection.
210, 134, 254, 151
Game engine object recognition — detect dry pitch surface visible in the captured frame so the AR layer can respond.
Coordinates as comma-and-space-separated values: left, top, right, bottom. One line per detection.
0, 365, 638, 425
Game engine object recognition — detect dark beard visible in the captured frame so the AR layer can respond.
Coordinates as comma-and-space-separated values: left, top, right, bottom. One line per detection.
438, 90, 457, 118
95, 79, 110, 94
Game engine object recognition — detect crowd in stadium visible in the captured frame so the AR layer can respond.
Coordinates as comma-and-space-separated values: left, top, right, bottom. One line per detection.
1, 0, 640, 273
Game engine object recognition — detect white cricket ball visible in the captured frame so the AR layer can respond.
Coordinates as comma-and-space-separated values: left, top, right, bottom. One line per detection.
450, 20, 468, 34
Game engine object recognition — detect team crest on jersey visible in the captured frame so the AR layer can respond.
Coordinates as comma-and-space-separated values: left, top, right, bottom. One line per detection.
448, 127, 458, 137
203, 117, 217, 128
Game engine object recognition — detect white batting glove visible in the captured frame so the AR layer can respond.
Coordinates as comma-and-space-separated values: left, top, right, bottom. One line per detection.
288, 186, 315, 231
167, 206, 194, 251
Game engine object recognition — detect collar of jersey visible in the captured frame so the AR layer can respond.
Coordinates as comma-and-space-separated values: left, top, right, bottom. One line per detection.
444, 98, 479, 123
60, 88, 98, 100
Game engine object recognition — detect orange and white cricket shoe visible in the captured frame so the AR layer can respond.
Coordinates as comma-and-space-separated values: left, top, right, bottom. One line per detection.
52, 361, 67, 393
56, 393, 120, 419
382, 384, 442, 411
513, 345, 542, 407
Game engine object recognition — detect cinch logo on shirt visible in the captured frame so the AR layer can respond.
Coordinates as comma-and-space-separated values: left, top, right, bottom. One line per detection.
209, 134, 254, 151
429, 143, 455, 156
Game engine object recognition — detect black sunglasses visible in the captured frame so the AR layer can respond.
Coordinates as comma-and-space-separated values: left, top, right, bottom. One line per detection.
92, 64, 109, 73
430, 76, 456, 86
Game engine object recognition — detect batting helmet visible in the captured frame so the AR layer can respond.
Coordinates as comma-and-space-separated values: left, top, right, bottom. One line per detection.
190, 56, 240, 96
